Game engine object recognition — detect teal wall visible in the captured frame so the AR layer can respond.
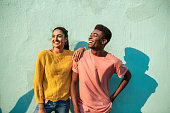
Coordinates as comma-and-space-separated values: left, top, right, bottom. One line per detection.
0, 0, 170, 113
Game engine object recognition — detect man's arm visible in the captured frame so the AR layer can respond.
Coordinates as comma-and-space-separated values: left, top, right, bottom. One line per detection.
110, 70, 132, 102
71, 71, 80, 113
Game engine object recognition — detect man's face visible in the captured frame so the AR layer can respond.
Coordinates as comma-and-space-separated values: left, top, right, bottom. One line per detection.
88, 29, 104, 49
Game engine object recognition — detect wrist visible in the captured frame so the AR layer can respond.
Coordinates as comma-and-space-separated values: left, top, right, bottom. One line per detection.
110, 95, 115, 102
38, 103, 45, 109
75, 109, 80, 113
74, 107, 80, 113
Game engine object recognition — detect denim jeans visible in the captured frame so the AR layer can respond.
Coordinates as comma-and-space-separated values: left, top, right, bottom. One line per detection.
34, 99, 70, 113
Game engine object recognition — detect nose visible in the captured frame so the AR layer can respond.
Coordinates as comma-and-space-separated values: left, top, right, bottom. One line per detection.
89, 35, 92, 40
54, 36, 59, 41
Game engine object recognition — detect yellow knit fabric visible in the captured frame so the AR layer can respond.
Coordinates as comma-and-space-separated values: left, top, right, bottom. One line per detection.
33, 49, 74, 104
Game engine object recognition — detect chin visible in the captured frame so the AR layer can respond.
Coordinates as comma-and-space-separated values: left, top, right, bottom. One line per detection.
53, 44, 60, 47
88, 44, 93, 48
53, 45, 60, 48
88, 45, 93, 49
53, 45, 58, 47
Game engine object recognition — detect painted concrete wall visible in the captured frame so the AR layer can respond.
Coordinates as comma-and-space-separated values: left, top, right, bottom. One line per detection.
0, 0, 169, 113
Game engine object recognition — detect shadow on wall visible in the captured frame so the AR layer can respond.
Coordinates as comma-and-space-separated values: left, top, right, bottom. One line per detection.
109, 47, 158, 113
9, 89, 34, 113
73, 41, 90, 51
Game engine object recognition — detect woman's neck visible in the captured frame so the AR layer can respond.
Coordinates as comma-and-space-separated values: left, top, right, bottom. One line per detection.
51, 47, 64, 53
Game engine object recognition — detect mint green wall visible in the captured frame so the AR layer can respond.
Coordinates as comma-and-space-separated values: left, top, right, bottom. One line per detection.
0, 0, 169, 113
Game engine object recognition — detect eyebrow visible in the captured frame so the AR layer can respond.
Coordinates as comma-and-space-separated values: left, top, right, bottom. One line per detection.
52, 34, 63, 36
91, 33, 98, 35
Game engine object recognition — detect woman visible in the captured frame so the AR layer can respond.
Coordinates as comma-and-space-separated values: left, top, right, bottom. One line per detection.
33, 27, 84, 113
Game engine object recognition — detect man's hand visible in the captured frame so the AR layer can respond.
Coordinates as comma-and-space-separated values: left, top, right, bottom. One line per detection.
110, 70, 131, 103
110, 95, 115, 102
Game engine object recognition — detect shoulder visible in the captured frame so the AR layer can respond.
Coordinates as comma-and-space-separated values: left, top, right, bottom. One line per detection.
35, 50, 50, 63
38, 50, 49, 56
64, 49, 74, 55
73, 50, 90, 63
107, 53, 122, 63
77, 50, 90, 59
37, 50, 50, 59
83, 49, 90, 56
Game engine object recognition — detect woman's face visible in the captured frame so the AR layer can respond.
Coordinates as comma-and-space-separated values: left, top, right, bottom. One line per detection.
52, 29, 68, 49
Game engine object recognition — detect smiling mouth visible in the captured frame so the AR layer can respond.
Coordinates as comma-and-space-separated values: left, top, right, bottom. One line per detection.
88, 41, 93, 43
54, 41, 60, 44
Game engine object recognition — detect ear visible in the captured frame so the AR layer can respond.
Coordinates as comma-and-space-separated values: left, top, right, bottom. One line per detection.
65, 37, 68, 43
102, 39, 107, 45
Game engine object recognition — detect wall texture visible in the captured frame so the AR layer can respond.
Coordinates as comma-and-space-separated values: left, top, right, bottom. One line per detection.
0, 0, 170, 113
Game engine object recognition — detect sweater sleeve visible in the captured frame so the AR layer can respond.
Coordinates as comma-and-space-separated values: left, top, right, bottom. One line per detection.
33, 51, 46, 104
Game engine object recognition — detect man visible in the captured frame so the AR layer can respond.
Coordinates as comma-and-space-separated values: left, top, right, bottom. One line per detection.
71, 24, 132, 113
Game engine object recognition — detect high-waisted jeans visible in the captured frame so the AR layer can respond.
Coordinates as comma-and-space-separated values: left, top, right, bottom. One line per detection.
34, 99, 70, 113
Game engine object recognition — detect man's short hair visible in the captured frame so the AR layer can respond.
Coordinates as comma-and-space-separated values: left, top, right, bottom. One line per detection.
94, 24, 112, 44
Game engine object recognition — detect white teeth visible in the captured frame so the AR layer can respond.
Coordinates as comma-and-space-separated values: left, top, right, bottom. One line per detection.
89, 41, 93, 43
55, 42, 59, 43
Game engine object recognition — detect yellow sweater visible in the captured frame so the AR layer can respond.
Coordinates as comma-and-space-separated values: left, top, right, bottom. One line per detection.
33, 49, 74, 104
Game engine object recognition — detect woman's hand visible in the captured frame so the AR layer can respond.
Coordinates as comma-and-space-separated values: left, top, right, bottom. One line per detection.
72, 47, 86, 62
38, 108, 47, 113
38, 104, 47, 113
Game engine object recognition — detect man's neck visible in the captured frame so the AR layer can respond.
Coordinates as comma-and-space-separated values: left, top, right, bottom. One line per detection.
91, 49, 108, 57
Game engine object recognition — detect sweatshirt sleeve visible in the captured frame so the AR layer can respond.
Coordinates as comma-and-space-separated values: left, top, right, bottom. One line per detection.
33, 51, 46, 104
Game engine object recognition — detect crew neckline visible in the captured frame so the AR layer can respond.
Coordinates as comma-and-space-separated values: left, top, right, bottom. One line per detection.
89, 49, 110, 58
48, 49, 66, 55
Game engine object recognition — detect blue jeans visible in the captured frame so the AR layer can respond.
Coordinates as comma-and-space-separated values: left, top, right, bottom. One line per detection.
34, 99, 70, 113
